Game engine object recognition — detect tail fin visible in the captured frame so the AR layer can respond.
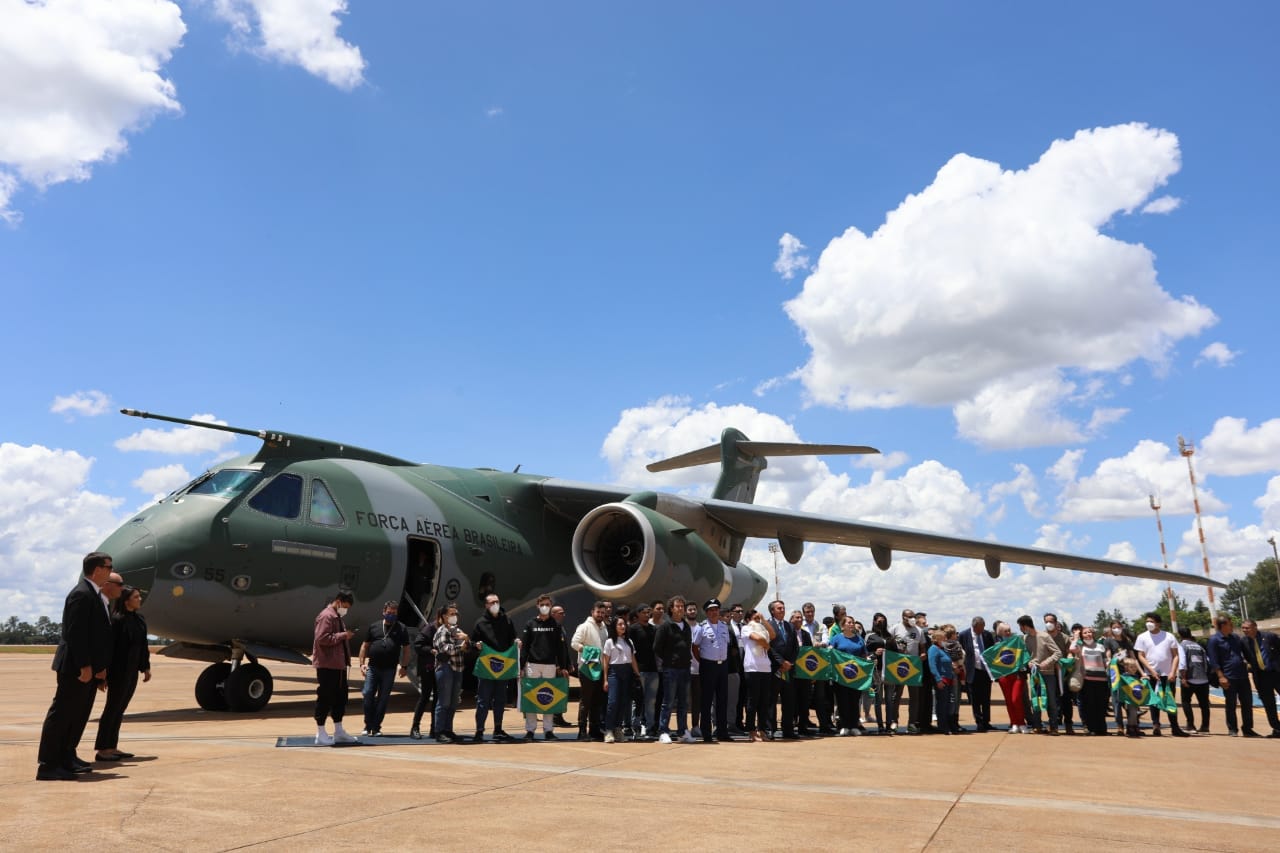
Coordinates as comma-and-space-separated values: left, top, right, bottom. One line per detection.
646, 428, 879, 504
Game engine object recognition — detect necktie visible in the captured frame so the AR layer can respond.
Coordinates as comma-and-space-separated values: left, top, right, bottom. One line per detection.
975, 633, 984, 670
1255, 639, 1265, 670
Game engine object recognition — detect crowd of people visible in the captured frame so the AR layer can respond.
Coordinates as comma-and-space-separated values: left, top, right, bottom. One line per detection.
311, 590, 1280, 746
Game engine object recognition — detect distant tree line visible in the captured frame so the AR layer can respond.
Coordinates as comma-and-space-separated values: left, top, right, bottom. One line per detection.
1, 616, 61, 644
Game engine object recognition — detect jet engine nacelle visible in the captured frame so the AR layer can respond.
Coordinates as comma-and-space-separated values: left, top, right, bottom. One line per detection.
572, 500, 764, 608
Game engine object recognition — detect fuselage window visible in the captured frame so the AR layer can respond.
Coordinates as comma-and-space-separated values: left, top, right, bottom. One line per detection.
248, 473, 303, 519
187, 469, 262, 498
309, 479, 345, 527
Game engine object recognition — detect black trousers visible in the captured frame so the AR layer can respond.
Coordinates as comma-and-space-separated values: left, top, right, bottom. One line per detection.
776, 672, 797, 734
1252, 671, 1280, 732
698, 659, 729, 738
94, 674, 139, 750
1222, 677, 1254, 734
578, 676, 604, 736
968, 670, 992, 727
744, 672, 774, 731
834, 684, 860, 728
794, 678, 813, 731
38, 670, 99, 767
1181, 681, 1210, 730
1080, 679, 1110, 734
411, 659, 436, 731
314, 667, 348, 725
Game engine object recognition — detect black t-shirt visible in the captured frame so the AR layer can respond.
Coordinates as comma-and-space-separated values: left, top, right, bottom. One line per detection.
366, 620, 409, 668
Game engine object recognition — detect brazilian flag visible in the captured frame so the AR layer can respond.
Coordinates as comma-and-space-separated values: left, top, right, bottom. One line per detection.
520, 676, 569, 714
472, 642, 518, 681
795, 647, 833, 681
1117, 674, 1153, 707
1029, 668, 1047, 713
1107, 655, 1122, 691
579, 645, 603, 682
982, 635, 1029, 679
882, 650, 922, 686
827, 649, 874, 691
1156, 682, 1178, 714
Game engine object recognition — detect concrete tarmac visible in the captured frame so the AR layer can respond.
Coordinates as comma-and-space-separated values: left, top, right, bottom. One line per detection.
3, 652, 1277, 852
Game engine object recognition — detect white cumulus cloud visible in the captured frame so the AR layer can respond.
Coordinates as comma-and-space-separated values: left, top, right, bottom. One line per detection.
209, 0, 366, 90
132, 463, 192, 498
1200, 416, 1280, 476
1056, 439, 1225, 522
1141, 195, 1181, 214
0, 0, 186, 221
50, 390, 112, 419
115, 413, 235, 454
772, 232, 811, 280
783, 123, 1216, 449
1196, 341, 1237, 367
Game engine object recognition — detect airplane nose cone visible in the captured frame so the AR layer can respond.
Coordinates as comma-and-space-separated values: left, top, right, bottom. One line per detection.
98, 519, 158, 595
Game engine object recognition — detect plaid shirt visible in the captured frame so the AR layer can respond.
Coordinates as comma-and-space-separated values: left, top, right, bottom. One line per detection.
433, 623, 467, 671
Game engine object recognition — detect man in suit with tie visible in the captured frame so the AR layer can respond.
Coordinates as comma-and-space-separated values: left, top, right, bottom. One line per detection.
1241, 619, 1280, 737
766, 600, 799, 739
37, 552, 116, 780
958, 616, 995, 732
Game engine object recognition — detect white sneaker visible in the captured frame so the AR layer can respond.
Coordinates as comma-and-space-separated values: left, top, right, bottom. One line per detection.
315, 730, 334, 746
680, 731, 696, 744
1010, 725, 1021, 734
839, 727, 851, 736
604, 731, 616, 743
658, 732, 672, 744
639, 725, 648, 738
333, 725, 358, 744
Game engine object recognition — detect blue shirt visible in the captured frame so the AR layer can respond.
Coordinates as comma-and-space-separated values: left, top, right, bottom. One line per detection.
691, 620, 729, 662
928, 644, 954, 683
828, 632, 866, 657
1207, 631, 1248, 680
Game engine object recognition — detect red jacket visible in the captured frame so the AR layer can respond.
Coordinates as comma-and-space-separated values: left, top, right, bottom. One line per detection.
312, 605, 351, 670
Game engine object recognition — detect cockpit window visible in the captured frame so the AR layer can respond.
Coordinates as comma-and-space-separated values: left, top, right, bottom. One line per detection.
309, 479, 345, 527
186, 469, 262, 499
248, 473, 303, 519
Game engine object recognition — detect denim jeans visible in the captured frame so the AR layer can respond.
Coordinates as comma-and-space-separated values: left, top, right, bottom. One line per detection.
362, 664, 396, 731
605, 666, 634, 731
433, 666, 461, 736
635, 671, 659, 732
659, 667, 691, 736
475, 677, 508, 733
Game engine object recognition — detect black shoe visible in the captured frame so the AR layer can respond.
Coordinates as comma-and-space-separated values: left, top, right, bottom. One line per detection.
409, 728, 422, 740
435, 733, 454, 743
779, 732, 800, 740
522, 731, 535, 742
68, 756, 92, 771
544, 731, 559, 740
37, 766, 78, 781
716, 734, 734, 742
1197, 725, 1209, 733
1171, 728, 1191, 738
493, 730, 513, 742
471, 733, 485, 743
818, 727, 839, 736
62, 762, 92, 774
1151, 727, 1162, 737
1242, 729, 1263, 738
554, 715, 573, 727
702, 737, 716, 744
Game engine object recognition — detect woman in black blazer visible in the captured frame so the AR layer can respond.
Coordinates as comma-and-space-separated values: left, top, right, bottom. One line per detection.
95, 586, 151, 760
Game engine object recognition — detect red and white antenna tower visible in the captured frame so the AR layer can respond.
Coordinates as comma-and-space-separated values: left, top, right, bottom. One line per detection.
1149, 494, 1179, 635
1178, 435, 1217, 620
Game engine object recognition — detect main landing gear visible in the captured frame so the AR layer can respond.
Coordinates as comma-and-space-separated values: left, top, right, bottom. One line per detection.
194, 659, 274, 712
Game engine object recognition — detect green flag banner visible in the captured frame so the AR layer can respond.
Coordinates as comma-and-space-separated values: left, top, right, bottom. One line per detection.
981, 635, 1029, 679
882, 650, 922, 686
579, 645, 602, 682
1029, 668, 1047, 713
827, 649, 874, 690
1156, 682, 1178, 714
520, 676, 569, 714
1117, 674, 1153, 707
473, 643, 519, 680
795, 647, 833, 681
1058, 655, 1076, 673
1107, 655, 1122, 691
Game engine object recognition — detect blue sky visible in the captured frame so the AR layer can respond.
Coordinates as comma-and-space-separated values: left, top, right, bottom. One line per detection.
3, 1, 1278, 627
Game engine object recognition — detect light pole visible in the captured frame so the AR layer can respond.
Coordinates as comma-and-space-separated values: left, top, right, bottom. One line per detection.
768, 542, 780, 602
1178, 435, 1217, 620
1150, 495, 1178, 635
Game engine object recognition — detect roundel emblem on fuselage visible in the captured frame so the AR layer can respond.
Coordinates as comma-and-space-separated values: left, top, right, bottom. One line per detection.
445, 579, 461, 600
232, 575, 251, 591
171, 562, 196, 579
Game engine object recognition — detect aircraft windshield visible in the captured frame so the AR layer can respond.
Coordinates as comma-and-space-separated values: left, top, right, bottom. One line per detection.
248, 473, 303, 519
187, 469, 262, 499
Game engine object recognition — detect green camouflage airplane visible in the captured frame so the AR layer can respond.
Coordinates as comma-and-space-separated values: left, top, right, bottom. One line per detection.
99, 410, 1223, 713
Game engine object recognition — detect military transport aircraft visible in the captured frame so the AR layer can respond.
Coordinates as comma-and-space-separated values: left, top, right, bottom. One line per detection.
99, 410, 1222, 713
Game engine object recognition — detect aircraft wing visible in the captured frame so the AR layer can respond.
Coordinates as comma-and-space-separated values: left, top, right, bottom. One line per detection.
702, 499, 1226, 587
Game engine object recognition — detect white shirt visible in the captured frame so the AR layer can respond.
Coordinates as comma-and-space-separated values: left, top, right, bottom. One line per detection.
603, 637, 634, 666
1135, 629, 1180, 677
804, 620, 827, 646
570, 617, 607, 653
742, 623, 772, 673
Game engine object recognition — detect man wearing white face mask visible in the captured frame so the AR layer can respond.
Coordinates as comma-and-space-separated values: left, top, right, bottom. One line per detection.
311, 591, 359, 746
471, 594, 521, 742
520, 594, 569, 741
1135, 612, 1189, 737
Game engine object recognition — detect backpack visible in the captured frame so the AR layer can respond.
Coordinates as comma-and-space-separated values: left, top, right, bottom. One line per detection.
1181, 640, 1209, 682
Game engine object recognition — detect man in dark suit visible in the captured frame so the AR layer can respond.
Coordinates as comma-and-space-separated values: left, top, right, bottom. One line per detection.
766, 599, 799, 739
1241, 619, 1280, 737
958, 616, 995, 732
36, 552, 116, 780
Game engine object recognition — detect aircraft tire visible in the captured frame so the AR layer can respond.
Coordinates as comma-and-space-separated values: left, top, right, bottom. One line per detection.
195, 662, 232, 711
224, 662, 273, 712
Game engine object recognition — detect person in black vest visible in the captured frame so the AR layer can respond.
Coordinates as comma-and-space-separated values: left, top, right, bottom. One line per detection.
766, 599, 799, 739
37, 552, 116, 780
958, 616, 995, 732
94, 585, 151, 760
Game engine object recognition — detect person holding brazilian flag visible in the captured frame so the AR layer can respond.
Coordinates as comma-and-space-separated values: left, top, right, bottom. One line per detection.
470, 593, 521, 743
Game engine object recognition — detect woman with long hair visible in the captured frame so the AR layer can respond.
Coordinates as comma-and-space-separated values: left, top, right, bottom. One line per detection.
432, 603, 468, 743
863, 612, 893, 733
991, 621, 1029, 734
94, 586, 151, 761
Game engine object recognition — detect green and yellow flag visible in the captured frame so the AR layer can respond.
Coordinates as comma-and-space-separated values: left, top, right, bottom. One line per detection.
520, 676, 569, 714
579, 645, 603, 682
1155, 682, 1178, 714
882, 650, 922, 686
795, 647, 833, 681
827, 649, 874, 691
1028, 668, 1047, 713
473, 643, 518, 681
982, 635, 1029, 679
1117, 674, 1152, 707
1107, 655, 1122, 691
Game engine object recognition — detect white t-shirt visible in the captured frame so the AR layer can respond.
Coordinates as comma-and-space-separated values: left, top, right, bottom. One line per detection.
603, 637, 634, 666
742, 623, 772, 673
1134, 630, 1180, 677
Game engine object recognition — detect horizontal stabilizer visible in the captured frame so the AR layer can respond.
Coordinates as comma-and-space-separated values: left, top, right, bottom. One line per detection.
647, 441, 878, 472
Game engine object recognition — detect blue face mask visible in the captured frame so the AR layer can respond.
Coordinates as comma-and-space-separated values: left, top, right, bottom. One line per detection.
383, 613, 397, 623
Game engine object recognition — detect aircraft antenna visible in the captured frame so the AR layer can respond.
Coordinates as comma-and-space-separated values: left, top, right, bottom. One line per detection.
1149, 494, 1179, 635
121, 409, 281, 442
1177, 435, 1217, 620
